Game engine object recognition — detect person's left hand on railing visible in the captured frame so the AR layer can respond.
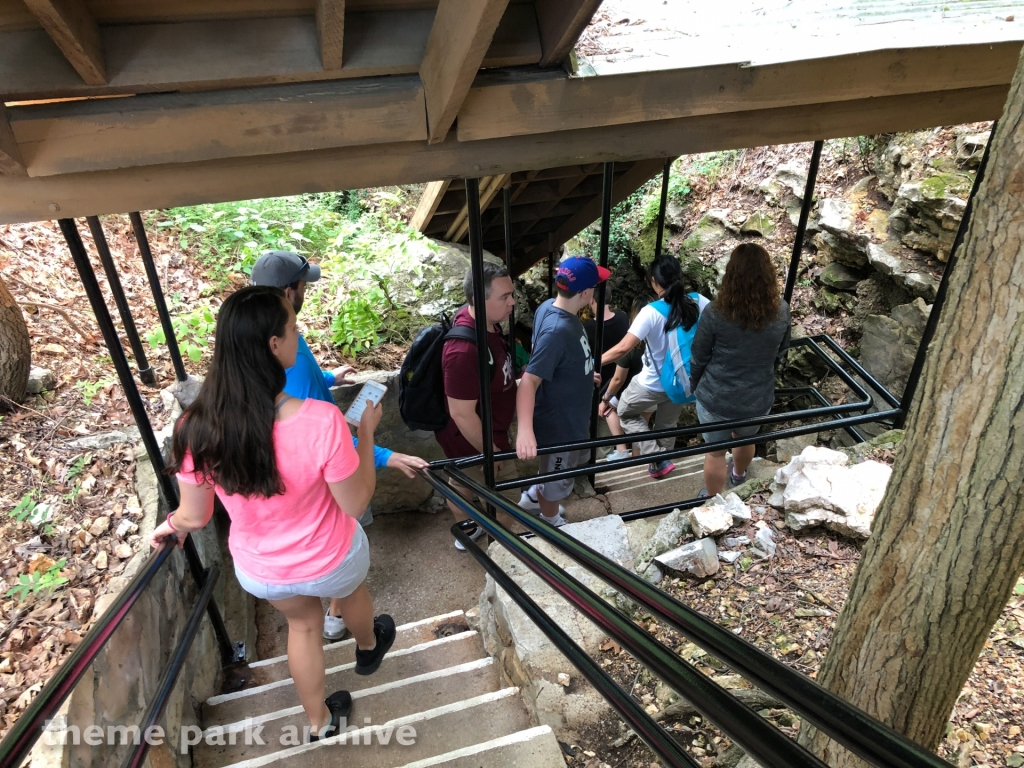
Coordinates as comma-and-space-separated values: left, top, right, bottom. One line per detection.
386, 452, 430, 478
150, 517, 187, 549
593, 371, 602, 387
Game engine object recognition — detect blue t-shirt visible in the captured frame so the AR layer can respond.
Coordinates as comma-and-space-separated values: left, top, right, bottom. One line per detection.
526, 299, 594, 446
284, 335, 392, 469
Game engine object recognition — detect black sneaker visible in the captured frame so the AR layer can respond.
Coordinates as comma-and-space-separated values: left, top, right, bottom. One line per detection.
355, 614, 397, 676
308, 690, 352, 742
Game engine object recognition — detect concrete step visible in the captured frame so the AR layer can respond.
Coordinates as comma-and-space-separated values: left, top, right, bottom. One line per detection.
214, 687, 532, 768
204, 631, 486, 725
194, 657, 501, 766
248, 611, 471, 687
391, 725, 566, 768
598, 456, 704, 493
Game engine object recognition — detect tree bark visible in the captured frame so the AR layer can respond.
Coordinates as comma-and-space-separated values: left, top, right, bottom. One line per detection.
799, 49, 1024, 766
0, 273, 31, 404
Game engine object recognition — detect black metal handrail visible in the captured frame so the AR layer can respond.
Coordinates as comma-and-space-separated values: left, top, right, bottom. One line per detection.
451, 520, 699, 768
428, 476, 828, 768
443, 465, 950, 768
0, 543, 175, 768
446, 334, 895, 499
122, 565, 221, 768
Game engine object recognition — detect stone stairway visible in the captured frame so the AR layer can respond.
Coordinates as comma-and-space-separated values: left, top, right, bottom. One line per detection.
193, 611, 566, 768
596, 454, 707, 515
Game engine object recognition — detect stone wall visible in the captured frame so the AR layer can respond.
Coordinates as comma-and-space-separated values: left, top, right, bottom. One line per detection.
28, 448, 250, 768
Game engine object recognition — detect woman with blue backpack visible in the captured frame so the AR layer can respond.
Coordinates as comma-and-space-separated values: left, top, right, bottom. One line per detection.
690, 243, 791, 496
600, 254, 710, 479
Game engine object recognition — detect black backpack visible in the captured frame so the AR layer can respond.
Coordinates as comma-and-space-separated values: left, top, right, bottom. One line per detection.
398, 314, 487, 432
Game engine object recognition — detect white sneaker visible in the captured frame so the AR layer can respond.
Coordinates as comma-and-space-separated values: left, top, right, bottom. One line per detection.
517, 491, 565, 517
518, 490, 541, 511
539, 511, 569, 527
454, 523, 486, 551
605, 450, 631, 462
323, 611, 347, 641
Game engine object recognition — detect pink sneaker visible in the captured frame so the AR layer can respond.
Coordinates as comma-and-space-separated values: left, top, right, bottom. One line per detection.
648, 460, 675, 479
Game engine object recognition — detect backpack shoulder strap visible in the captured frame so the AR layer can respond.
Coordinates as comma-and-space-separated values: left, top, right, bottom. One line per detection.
444, 326, 477, 344
650, 299, 670, 318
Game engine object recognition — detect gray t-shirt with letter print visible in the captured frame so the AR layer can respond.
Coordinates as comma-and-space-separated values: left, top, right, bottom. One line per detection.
527, 299, 594, 446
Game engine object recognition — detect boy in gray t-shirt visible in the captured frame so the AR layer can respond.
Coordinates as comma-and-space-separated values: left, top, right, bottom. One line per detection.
516, 256, 609, 526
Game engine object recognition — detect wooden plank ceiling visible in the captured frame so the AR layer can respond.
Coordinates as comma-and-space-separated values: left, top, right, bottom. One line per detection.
413, 160, 668, 274
0, 0, 1020, 225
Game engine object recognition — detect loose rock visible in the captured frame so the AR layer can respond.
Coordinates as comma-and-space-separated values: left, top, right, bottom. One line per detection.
88, 516, 111, 536
26, 366, 56, 395
689, 500, 734, 537
655, 538, 719, 578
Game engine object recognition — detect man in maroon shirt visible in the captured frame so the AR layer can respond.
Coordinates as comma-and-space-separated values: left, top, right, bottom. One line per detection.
435, 263, 518, 549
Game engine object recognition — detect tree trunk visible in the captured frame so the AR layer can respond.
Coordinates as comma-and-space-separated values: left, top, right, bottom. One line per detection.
798, 50, 1024, 766
0, 273, 30, 404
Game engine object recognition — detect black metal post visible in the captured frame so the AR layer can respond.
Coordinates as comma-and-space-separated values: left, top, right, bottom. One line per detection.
61, 218, 239, 666
896, 121, 997, 428
548, 249, 554, 298
589, 161, 614, 483
784, 140, 824, 303
465, 179, 496, 516
502, 185, 516, 363
654, 159, 671, 256
86, 216, 157, 386
130, 211, 187, 382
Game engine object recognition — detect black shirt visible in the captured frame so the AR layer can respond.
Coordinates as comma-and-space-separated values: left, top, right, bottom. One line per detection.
584, 309, 630, 387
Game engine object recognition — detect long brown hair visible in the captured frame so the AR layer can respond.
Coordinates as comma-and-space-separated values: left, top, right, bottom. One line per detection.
714, 243, 780, 332
167, 286, 290, 498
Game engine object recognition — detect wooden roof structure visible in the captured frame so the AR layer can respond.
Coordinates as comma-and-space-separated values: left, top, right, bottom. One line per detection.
410, 160, 666, 273
0, 0, 1021, 225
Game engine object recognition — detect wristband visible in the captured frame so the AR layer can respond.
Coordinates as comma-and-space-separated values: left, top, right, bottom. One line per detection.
165, 513, 178, 532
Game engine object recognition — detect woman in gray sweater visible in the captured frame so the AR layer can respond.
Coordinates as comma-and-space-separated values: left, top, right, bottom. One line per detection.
690, 243, 791, 496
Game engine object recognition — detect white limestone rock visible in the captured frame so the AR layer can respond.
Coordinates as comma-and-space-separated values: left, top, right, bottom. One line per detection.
770, 446, 891, 539
689, 495, 737, 537
655, 538, 719, 578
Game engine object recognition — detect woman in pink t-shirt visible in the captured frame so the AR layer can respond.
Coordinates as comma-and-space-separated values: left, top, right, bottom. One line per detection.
149, 286, 396, 743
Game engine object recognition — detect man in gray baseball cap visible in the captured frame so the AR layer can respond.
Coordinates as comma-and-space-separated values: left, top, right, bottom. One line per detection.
250, 250, 429, 641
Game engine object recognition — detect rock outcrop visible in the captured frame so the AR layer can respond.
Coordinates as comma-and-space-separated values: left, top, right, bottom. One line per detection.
769, 446, 891, 539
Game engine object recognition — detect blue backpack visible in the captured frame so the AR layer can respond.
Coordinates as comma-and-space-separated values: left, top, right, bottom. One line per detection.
650, 294, 702, 404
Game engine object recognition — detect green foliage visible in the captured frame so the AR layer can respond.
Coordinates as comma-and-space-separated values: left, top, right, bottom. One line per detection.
1015, 576, 1024, 597
66, 453, 92, 484
161, 189, 434, 359
9, 492, 39, 523
74, 378, 112, 406
5, 559, 68, 603
155, 197, 342, 284
147, 306, 217, 362
8, 492, 55, 533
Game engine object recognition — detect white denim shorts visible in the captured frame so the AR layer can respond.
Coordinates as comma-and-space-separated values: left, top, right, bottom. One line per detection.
234, 524, 370, 601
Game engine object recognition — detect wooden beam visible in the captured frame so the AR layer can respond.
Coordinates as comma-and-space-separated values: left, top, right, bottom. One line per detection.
451, 173, 508, 241
316, 0, 345, 70
420, 0, 511, 144
0, 7, 539, 101
511, 163, 598, 248
9, 77, 428, 177
21, 0, 105, 84
0, 84, 1007, 225
459, 43, 1022, 142
519, 159, 665, 269
0, 104, 26, 177
534, 0, 601, 66
0, 1, 459, 30
410, 179, 451, 231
